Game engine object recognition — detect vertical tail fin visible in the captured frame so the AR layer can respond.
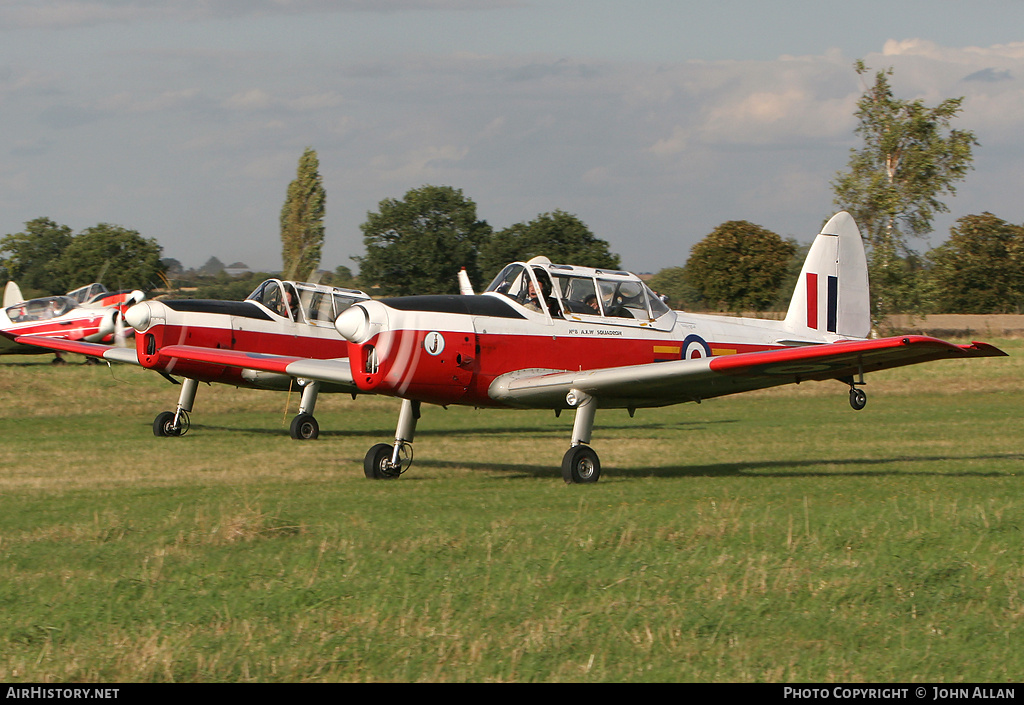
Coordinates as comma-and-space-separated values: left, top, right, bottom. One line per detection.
458, 267, 475, 295
4, 281, 25, 308
783, 212, 870, 339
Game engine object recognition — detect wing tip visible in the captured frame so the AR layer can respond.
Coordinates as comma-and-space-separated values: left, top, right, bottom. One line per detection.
965, 341, 1009, 357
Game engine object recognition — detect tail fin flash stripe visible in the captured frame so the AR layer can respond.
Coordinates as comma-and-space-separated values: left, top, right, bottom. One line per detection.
827, 275, 838, 333
806, 273, 818, 330
784, 212, 870, 339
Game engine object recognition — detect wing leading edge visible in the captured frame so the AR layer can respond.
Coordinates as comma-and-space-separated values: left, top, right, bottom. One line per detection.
488, 336, 1007, 410
158, 345, 356, 387
11, 334, 140, 365
10, 335, 356, 388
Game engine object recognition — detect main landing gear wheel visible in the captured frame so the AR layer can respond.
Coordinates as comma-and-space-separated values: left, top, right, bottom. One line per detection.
849, 387, 867, 411
153, 410, 189, 437
364, 443, 409, 480
289, 413, 319, 440
562, 445, 601, 484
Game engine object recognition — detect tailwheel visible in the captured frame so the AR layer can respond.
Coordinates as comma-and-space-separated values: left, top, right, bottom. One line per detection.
849, 387, 867, 411
153, 410, 189, 437
562, 445, 601, 484
364, 442, 411, 480
289, 413, 319, 440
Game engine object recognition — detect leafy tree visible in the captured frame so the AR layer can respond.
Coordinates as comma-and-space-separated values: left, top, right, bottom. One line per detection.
326, 265, 358, 290
356, 185, 492, 296
0, 217, 74, 295
682, 220, 796, 312
832, 61, 977, 315
280, 147, 326, 281
185, 271, 275, 301
52, 223, 165, 291
926, 213, 1024, 313
646, 266, 703, 311
161, 258, 184, 278
477, 210, 620, 279
199, 256, 225, 276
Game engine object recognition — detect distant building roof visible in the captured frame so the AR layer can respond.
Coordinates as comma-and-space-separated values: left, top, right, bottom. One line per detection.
224, 262, 252, 276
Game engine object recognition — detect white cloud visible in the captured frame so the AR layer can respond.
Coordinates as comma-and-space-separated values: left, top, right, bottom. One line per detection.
370, 144, 470, 183
223, 88, 274, 110
0, 0, 522, 30
648, 126, 688, 156
5, 23, 1024, 273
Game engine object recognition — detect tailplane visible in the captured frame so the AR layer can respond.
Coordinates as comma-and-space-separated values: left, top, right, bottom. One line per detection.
783, 211, 870, 340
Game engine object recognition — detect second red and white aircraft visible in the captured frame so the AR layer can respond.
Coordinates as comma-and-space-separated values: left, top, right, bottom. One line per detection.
8, 278, 370, 439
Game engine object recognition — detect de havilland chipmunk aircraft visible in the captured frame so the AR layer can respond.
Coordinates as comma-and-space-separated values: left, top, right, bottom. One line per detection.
8, 278, 371, 439
1, 280, 144, 357
11, 212, 1007, 482
330, 211, 1005, 482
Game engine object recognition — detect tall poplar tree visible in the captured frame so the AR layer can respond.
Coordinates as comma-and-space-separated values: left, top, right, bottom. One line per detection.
832, 61, 977, 316
280, 147, 325, 280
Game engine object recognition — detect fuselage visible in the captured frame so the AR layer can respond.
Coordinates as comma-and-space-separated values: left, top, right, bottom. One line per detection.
129, 279, 368, 390
338, 258, 843, 408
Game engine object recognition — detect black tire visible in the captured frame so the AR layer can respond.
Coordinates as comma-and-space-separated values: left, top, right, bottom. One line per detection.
849, 388, 867, 411
153, 410, 182, 437
364, 443, 400, 480
562, 445, 601, 484
290, 413, 319, 440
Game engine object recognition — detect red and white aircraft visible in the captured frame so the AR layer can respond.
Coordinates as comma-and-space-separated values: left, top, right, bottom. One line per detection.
329, 212, 1006, 482
8, 278, 370, 439
1, 281, 143, 357
12, 213, 1008, 482
65, 282, 147, 310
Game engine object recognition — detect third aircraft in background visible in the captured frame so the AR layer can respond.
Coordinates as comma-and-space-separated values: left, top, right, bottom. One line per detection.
1, 281, 143, 358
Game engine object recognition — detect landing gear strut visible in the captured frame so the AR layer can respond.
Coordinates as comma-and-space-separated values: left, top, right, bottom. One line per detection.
562, 389, 601, 483
153, 377, 197, 437
290, 380, 321, 440
362, 392, 605, 483
364, 399, 419, 479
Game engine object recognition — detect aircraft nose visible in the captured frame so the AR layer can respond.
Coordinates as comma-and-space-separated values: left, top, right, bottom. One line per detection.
124, 302, 152, 331
335, 305, 368, 342
336, 301, 388, 344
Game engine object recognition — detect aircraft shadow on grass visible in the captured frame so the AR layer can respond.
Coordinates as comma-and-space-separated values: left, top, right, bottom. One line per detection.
168, 423, 1021, 480
188, 419, 738, 439
412, 452, 1024, 480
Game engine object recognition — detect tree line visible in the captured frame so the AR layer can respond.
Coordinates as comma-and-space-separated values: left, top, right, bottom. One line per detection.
3, 62, 1022, 314
648, 212, 1024, 315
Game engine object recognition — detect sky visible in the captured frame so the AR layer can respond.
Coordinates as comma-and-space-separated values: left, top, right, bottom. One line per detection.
2, 0, 1024, 279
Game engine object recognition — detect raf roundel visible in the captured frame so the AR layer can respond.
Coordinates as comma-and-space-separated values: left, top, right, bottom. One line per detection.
683, 334, 712, 360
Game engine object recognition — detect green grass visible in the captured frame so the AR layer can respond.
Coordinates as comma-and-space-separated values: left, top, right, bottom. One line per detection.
0, 341, 1021, 682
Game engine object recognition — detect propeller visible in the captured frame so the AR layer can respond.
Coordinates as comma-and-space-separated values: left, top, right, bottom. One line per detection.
114, 310, 129, 347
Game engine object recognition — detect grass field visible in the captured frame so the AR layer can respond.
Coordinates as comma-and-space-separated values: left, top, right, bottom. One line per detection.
0, 340, 1021, 682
